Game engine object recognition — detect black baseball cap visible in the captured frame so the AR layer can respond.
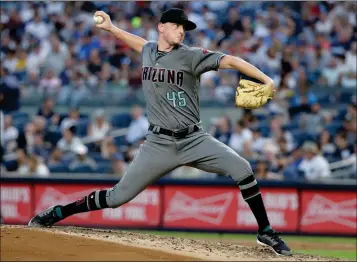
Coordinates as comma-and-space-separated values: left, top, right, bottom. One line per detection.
159, 8, 196, 31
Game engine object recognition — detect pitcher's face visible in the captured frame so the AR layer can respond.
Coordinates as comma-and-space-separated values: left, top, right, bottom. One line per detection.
159, 22, 185, 45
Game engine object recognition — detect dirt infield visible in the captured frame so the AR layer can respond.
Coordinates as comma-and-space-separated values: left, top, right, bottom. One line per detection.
0, 225, 342, 261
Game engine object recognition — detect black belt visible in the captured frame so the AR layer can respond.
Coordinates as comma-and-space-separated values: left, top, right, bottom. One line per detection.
149, 124, 201, 139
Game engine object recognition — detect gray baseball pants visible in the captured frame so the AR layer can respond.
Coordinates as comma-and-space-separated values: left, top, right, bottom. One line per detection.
106, 129, 253, 208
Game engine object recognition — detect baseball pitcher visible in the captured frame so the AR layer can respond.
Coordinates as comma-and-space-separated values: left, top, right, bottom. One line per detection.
28, 8, 291, 256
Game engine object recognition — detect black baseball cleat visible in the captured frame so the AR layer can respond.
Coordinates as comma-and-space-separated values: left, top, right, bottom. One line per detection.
257, 228, 293, 256
28, 205, 63, 228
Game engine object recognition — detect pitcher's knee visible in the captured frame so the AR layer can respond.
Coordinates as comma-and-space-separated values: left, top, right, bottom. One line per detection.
229, 156, 254, 183
106, 185, 137, 208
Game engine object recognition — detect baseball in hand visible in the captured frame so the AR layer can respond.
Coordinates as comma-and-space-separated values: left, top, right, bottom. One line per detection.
93, 15, 104, 24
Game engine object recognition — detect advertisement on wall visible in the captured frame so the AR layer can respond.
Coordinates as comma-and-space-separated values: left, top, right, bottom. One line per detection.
34, 184, 161, 227
300, 191, 357, 234
163, 186, 299, 232
0, 184, 32, 223
1, 181, 355, 235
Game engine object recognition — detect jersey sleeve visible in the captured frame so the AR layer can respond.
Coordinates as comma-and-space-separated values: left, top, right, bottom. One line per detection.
191, 47, 225, 76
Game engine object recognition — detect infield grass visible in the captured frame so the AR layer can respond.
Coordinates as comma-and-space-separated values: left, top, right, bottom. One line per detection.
128, 230, 357, 260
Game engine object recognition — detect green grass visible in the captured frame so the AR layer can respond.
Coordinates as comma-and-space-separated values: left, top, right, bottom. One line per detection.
129, 230, 356, 244
294, 249, 356, 261
127, 230, 357, 260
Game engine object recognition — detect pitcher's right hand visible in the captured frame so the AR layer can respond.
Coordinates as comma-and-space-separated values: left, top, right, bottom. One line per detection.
94, 11, 114, 32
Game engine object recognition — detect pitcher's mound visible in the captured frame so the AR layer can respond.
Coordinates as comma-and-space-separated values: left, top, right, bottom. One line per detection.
0, 225, 340, 261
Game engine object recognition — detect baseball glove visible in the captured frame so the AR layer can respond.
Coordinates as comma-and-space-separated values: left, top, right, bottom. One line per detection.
235, 79, 275, 109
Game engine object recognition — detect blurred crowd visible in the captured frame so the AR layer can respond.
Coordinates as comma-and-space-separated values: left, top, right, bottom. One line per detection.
207, 108, 356, 181
1, 99, 148, 177
0, 1, 356, 108
1, 1, 356, 181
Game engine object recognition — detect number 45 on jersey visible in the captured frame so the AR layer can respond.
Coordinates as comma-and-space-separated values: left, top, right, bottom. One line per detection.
167, 91, 186, 107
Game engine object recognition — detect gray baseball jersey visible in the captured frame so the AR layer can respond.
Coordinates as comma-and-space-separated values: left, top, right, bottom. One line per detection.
105, 41, 253, 208
141, 42, 225, 129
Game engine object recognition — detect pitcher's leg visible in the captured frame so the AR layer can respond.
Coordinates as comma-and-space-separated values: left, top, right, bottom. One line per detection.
28, 135, 178, 227
181, 133, 292, 256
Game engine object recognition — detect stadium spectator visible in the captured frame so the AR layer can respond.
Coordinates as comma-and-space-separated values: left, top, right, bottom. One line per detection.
111, 152, 127, 177
318, 129, 337, 156
15, 148, 49, 177
25, 10, 51, 40
269, 115, 294, 151
126, 105, 149, 145
299, 103, 324, 134
42, 33, 69, 75
333, 132, 354, 161
228, 120, 253, 154
38, 69, 62, 95
37, 97, 60, 128
283, 146, 304, 180
255, 159, 282, 180
47, 147, 65, 165
58, 70, 88, 107
32, 133, 50, 161
69, 144, 97, 171
88, 110, 111, 138
87, 109, 111, 151
57, 125, 85, 154
60, 107, 80, 130
250, 128, 267, 154
0, 67, 20, 112
298, 141, 331, 181
101, 137, 119, 159
3, 115, 19, 152
32, 116, 47, 136
211, 116, 232, 145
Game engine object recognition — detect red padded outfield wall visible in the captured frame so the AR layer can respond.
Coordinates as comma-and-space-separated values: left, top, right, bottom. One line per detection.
1, 180, 356, 235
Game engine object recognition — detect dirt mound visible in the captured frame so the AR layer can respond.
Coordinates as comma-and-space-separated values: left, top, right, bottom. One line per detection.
1, 225, 341, 261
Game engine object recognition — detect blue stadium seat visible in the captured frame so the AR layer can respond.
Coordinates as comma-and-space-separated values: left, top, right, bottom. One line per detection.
11, 111, 30, 131
49, 164, 70, 173
291, 130, 316, 146
76, 119, 89, 137
114, 135, 128, 146
88, 152, 106, 162
318, 94, 332, 106
254, 114, 267, 121
71, 165, 96, 173
335, 108, 347, 121
340, 92, 354, 104
283, 121, 299, 131
11, 111, 29, 120
325, 121, 343, 136
110, 113, 132, 128
46, 130, 62, 146
95, 163, 112, 174
258, 124, 270, 137
325, 155, 341, 163
4, 160, 18, 172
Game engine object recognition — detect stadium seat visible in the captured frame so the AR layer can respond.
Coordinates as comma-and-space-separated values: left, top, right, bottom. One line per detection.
11, 111, 29, 120
4, 160, 18, 172
95, 163, 112, 174
88, 152, 105, 162
71, 165, 96, 173
291, 130, 316, 146
110, 113, 132, 128
340, 91, 354, 104
76, 119, 89, 137
48, 164, 70, 173
46, 130, 62, 146
325, 121, 343, 136
335, 108, 347, 121
114, 135, 128, 146
318, 94, 332, 106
